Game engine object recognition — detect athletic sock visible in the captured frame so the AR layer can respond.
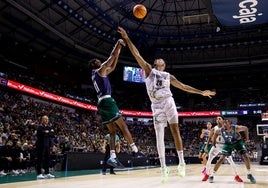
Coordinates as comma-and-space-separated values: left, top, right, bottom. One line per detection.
211, 170, 215, 176
226, 157, 238, 175
177, 150, 185, 164
110, 150, 116, 158
130, 143, 138, 153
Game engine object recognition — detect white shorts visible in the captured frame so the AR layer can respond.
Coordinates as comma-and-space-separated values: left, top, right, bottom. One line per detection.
151, 97, 178, 127
209, 143, 224, 156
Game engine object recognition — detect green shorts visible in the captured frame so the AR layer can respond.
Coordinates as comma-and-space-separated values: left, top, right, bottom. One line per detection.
199, 143, 212, 154
222, 139, 247, 156
97, 97, 122, 124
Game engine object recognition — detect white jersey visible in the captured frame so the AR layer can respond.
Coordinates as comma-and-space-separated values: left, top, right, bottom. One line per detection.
145, 68, 172, 103
208, 125, 225, 157
214, 125, 224, 144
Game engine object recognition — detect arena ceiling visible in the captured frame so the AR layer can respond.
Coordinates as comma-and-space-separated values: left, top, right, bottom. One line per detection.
0, 0, 268, 89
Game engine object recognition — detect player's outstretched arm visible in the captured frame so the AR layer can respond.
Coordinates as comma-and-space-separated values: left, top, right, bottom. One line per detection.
101, 39, 125, 75
170, 74, 216, 98
118, 26, 152, 77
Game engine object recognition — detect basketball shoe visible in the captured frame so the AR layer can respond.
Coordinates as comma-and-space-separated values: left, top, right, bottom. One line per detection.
234, 175, 243, 182
177, 163, 186, 178
132, 151, 145, 158
0, 170, 7, 176
107, 158, 125, 169
44, 173, 55, 179
209, 176, 214, 183
202, 173, 209, 181
37, 174, 45, 179
161, 167, 169, 183
247, 174, 256, 184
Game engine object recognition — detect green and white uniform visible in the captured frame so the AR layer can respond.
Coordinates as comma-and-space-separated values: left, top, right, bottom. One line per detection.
221, 124, 247, 156
200, 129, 212, 153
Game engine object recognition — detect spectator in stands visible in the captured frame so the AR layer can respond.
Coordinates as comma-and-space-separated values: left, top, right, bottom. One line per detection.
0, 136, 7, 176
0, 133, 8, 147
26, 143, 36, 172
0, 139, 19, 175
21, 142, 31, 172
13, 140, 27, 174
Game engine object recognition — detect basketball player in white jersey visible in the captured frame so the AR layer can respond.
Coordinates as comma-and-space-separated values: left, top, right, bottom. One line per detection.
118, 26, 216, 183
202, 116, 243, 182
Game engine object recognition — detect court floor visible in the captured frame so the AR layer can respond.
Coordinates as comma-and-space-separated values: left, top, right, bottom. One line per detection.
0, 163, 267, 188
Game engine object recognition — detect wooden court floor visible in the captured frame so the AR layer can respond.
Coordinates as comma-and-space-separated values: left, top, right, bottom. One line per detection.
0, 164, 267, 188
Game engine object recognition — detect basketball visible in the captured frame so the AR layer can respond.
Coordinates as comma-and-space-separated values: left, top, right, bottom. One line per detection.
133, 4, 147, 19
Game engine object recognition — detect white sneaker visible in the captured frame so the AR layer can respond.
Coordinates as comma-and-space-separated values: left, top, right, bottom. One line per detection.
160, 167, 170, 183
12, 170, 20, 175
19, 169, 26, 174
37, 174, 45, 179
178, 163, 186, 178
0, 170, 7, 176
44, 173, 55, 178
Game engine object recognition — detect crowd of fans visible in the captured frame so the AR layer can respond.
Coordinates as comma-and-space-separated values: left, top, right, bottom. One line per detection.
2, 63, 268, 112
0, 87, 261, 177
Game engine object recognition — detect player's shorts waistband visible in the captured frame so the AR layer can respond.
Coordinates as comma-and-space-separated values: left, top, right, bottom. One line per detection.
98, 95, 111, 102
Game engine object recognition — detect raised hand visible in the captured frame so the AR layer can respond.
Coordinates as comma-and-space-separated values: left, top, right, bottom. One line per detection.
201, 90, 216, 98
118, 27, 128, 39
118, 39, 126, 47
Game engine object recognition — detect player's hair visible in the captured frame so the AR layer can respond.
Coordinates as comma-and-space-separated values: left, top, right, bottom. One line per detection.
216, 115, 225, 120
154, 58, 166, 64
88, 58, 103, 70
214, 116, 225, 124
88, 58, 97, 67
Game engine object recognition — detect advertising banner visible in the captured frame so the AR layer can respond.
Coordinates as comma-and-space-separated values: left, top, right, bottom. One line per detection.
211, 0, 268, 26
